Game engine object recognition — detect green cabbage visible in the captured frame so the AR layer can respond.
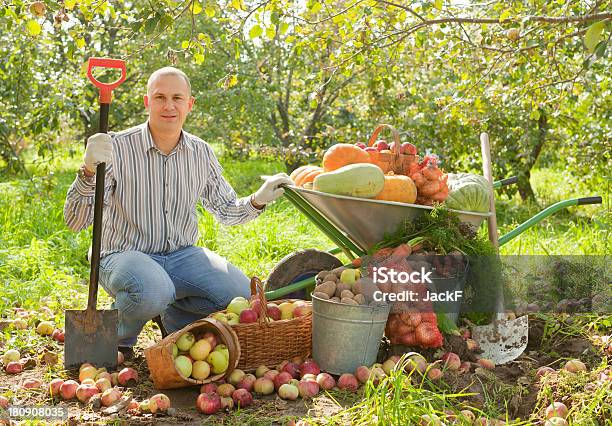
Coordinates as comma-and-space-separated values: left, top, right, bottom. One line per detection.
445, 173, 490, 213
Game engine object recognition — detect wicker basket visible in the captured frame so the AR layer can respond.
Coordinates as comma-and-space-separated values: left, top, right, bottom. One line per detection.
143, 318, 240, 389
209, 277, 312, 370
367, 123, 418, 175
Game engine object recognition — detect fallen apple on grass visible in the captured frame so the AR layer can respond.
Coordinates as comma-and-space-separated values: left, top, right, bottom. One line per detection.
563, 359, 587, 373
253, 377, 274, 395
149, 393, 171, 413
36, 321, 54, 336
49, 378, 64, 398
217, 383, 235, 397
231, 388, 253, 408
278, 383, 299, 400
282, 362, 300, 379
440, 352, 461, 371
197, 392, 221, 414
11, 319, 27, 330
220, 396, 234, 411
337, 373, 359, 392
237, 374, 256, 392
299, 360, 320, 377
273, 371, 293, 391
101, 388, 122, 407
545, 418, 568, 426
118, 367, 139, 386
2, 349, 20, 365
95, 378, 112, 392
76, 383, 100, 403
255, 365, 269, 378
315, 373, 335, 390
545, 402, 568, 419
22, 378, 43, 389
81, 378, 96, 386
297, 379, 319, 398
79, 365, 98, 382
60, 380, 79, 400
5, 361, 23, 374
0, 395, 8, 409
200, 383, 217, 394
51, 329, 64, 342
355, 366, 371, 384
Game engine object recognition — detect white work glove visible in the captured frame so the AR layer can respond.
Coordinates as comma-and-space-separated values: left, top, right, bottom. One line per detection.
252, 173, 293, 206
84, 133, 113, 174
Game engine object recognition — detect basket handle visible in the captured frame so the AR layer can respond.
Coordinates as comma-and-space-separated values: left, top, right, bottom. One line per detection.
367, 123, 401, 154
250, 277, 272, 326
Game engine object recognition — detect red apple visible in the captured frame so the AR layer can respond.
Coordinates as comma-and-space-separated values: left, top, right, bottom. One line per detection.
22, 378, 43, 389
220, 396, 234, 411
293, 303, 312, 318
545, 402, 568, 419
440, 352, 461, 371
5, 361, 23, 374
337, 373, 359, 391
231, 388, 253, 408
201, 332, 217, 350
128, 399, 139, 410
355, 366, 371, 384
278, 383, 299, 400
0, 395, 8, 409
563, 359, 587, 373
364, 147, 378, 152
79, 365, 98, 382
239, 308, 258, 324
299, 360, 320, 377
49, 378, 64, 398
200, 383, 217, 394
374, 140, 389, 151
263, 369, 279, 381
196, 392, 221, 414
266, 304, 281, 321
60, 380, 79, 400
282, 362, 300, 379
273, 371, 293, 390
101, 388, 122, 407
477, 358, 495, 370
51, 329, 65, 342
401, 142, 417, 155
298, 379, 319, 398
315, 373, 335, 390
149, 393, 171, 413
536, 366, 556, 379
237, 374, 256, 392
95, 378, 112, 392
427, 367, 443, 380
117, 367, 139, 386
250, 299, 263, 316
217, 383, 235, 397
76, 383, 100, 403
354, 142, 366, 149
253, 377, 274, 395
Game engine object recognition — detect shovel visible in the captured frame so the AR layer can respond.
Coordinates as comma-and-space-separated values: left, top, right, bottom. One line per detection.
470, 133, 529, 365
64, 58, 127, 369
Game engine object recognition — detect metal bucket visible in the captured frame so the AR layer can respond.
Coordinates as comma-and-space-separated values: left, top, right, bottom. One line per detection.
311, 294, 390, 375
428, 261, 469, 324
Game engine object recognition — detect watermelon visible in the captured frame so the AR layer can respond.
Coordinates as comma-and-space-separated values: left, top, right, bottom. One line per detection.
445, 173, 490, 213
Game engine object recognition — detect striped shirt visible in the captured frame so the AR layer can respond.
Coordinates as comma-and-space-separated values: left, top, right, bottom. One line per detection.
64, 122, 262, 258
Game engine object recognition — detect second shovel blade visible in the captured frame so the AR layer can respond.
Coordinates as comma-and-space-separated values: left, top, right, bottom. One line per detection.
64, 308, 118, 369
471, 315, 529, 365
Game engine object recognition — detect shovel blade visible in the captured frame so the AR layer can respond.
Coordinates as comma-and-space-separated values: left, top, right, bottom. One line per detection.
64, 308, 118, 369
471, 315, 528, 365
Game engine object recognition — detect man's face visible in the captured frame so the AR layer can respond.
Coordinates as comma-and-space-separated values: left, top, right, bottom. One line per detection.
144, 74, 194, 134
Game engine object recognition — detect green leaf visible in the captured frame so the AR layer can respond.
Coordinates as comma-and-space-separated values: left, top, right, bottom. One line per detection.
310, 1, 322, 14
181, 40, 190, 49
159, 13, 173, 29
529, 109, 541, 121
205, 6, 215, 18
595, 39, 607, 58
249, 24, 263, 39
434, 0, 443, 10
191, 1, 202, 15
194, 52, 205, 64
26, 20, 41, 36
65, 0, 77, 10
585, 21, 605, 53
279, 22, 289, 35
230, 0, 243, 10
499, 9, 511, 23
144, 16, 159, 34
76, 37, 86, 48
266, 26, 276, 39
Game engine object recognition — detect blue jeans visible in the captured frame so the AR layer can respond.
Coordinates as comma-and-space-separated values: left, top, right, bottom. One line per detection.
99, 245, 250, 347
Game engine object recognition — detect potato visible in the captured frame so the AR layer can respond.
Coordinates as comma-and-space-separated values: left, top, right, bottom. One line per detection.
331, 266, 347, 278
353, 294, 366, 305
323, 273, 338, 283
330, 297, 340, 303
312, 291, 330, 300
314, 281, 336, 298
335, 282, 351, 297
316, 270, 330, 281
341, 297, 359, 306
340, 290, 355, 299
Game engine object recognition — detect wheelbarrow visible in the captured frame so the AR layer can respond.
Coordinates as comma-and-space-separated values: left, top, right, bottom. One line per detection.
264, 133, 602, 364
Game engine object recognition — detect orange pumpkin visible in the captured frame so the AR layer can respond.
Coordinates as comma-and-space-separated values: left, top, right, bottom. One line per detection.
291, 166, 319, 186
322, 144, 371, 172
296, 167, 323, 187
373, 172, 417, 203
290, 165, 311, 181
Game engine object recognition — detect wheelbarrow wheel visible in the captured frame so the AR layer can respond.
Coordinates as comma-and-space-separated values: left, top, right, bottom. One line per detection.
265, 249, 343, 300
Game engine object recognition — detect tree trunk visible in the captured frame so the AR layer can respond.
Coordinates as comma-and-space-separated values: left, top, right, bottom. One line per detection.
517, 109, 548, 201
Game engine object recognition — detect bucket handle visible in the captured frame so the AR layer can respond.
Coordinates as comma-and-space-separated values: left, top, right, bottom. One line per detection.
249, 277, 273, 327
367, 123, 401, 153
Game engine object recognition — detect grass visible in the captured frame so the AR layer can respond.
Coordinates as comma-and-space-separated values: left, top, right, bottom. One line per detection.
0, 145, 610, 424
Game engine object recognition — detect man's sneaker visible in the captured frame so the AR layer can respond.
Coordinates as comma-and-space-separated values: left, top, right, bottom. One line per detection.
152, 315, 168, 338
118, 346, 135, 362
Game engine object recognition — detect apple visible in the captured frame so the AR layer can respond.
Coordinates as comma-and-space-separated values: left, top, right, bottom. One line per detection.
239, 308, 258, 324
337, 373, 359, 391
382, 358, 396, 375
278, 302, 295, 320
79, 362, 93, 372
149, 393, 171, 413
110, 372, 119, 387
214, 344, 229, 361
217, 383, 236, 397
274, 371, 293, 390
128, 399, 139, 410
174, 355, 193, 378
12, 319, 27, 329
0, 395, 9, 409
200, 383, 217, 394
95, 378, 112, 392
419, 414, 442, 426
545, 418, 568, 426
192, 360, 211, 380
536, 366, 556, 379
250, 299, 263, 316
79, 365, 98, 382
220, 396, 234, 411
253, 377, 274, 395
298, 379, 319, 398
49, 378, 64, 398
466, 338, 479, 351
440, 352, 461, 371
60, 380, 79, 400
266, 304, 282, 321
301, 373, 317, 382
5, 361, 23, 374
36, 321, 54, 335
101, 388, 122, 407
170, 343, 179, 359
197, 392, 221, 414
76, 383, 100, 403
81, 378, 96, 386
460, 410, 476, 422
477, 358, 495, 370
282, 362, 301, 379
563, 359, 587, 373
264, 369, 279, 381
316, 373, 335, 390
207, 351, 229, 374
364, 147, 378, 152
401, 142, 417, 155
231, 388, 253, 408
201, 332, 217, 350
176, 332, 196, 351
374, 140, 389, 151
255, 365, 270, 378
506, 28, 521, 42
139, 399, 151, 413
458, 362, 471, 375
22, 378, 43, 389
189, 339, 212, 361
211, 312, 228, 323
225, 312, 240, 325
51, 329, 64, 342
227, 297, 250, 316
238, 374, 257, 392
96, 371, 112, 382
340, 269, 357, 284
228, 368, 246, 386
354, 142, 366, 149
369, 366, 386, 385
406, 354, 428, 374
355, 366, 371, 384
278, 383, 299, 400
546, 402, 568, 419
2, 349, 20, 365
300, 360, 320, 377
427, 367, 443, 380
118, 367, 139, 386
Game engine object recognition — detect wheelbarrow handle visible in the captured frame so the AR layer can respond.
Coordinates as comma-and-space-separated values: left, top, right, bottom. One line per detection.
494, 176, 518, 188
577, 196, 602, 205
87, 57, 126, 312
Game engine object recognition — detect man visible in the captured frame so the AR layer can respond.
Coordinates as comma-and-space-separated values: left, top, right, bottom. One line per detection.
64, 67, 292, 357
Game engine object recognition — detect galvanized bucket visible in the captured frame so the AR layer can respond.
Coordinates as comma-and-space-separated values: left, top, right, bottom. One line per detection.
311, 294, 390, 375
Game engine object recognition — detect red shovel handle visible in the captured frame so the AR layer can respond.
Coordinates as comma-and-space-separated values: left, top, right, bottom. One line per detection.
86, 57, 127, 104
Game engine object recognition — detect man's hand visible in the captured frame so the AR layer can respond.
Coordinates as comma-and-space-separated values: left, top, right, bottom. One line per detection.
252, 173, 293, 206
84, 133, 113, 174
